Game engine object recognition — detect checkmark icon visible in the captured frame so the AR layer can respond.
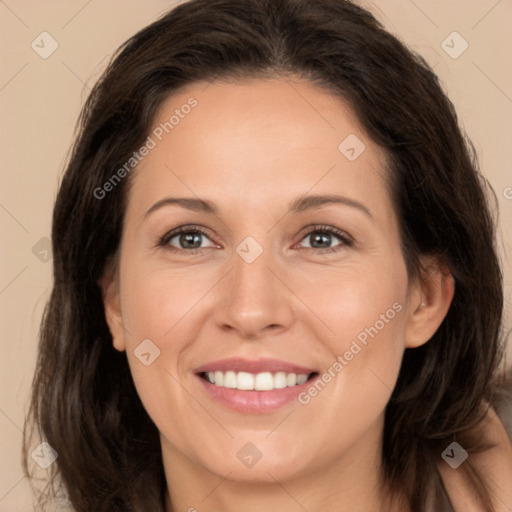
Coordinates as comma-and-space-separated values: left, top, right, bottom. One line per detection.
134, 339, 161, 366
236, 236, 263, 263
338, 134, 365, 161
441, 442, 468, 469
32, 237, 52, 263
441, 31, 468, 59
237, 442, 262, 468
31, 31, 58, 59
31, 442, 58, 468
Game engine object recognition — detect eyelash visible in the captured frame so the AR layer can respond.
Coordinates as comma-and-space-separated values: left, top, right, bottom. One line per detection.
156, 224, 353, 255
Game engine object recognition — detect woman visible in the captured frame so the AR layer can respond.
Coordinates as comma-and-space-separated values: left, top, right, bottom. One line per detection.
23, 0, 512, 511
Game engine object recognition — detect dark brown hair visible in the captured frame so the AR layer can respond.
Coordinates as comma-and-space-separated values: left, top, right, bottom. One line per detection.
23, 0, 507, 510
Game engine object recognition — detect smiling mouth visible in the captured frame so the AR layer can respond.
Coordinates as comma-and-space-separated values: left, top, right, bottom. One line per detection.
198, 370, 318, 391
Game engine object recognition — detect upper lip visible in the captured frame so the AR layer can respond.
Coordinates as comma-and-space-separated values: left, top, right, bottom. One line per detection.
194, 357, 318, 375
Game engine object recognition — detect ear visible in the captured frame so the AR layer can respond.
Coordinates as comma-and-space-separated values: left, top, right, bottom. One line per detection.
97, 258, 126, 352
404, 257, 455, 349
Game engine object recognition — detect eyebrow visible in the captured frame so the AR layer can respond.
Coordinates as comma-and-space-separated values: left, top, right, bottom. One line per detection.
144, 197, 218, 219
289, 194, 372, 218
144, 194, 372, 220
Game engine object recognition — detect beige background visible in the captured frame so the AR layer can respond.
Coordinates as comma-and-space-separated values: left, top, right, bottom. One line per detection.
1, 0, 511, 510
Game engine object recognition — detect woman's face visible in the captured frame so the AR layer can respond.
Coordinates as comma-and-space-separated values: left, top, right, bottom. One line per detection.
102, 78, 438, 486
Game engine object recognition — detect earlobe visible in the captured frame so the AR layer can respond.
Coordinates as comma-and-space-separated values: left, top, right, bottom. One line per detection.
404, 260, 455, 349
97, 261, 126, 352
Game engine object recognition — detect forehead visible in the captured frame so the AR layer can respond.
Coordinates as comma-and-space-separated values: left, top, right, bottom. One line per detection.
127, 78, 392, 221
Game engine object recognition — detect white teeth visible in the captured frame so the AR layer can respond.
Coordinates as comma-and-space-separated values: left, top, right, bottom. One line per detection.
214, 371, 224, 386
296, 374, 308, 385
286, 373, 297, 386
204, 370, 312, 390
274, 372, 288, 389
255, 372, 274, 390
237, 371, 255, 390
223, 371, 237, 388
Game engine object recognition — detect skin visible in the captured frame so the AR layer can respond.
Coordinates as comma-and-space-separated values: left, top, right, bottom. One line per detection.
100, 77, 457, 511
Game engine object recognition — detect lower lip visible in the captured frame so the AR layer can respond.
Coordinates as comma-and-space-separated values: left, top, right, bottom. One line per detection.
196, 374, 318, 414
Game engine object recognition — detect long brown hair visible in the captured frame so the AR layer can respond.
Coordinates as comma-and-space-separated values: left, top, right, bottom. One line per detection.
23, 0, 507, 510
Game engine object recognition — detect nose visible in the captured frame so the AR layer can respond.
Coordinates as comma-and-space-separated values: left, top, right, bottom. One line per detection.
213, 242, 296, 340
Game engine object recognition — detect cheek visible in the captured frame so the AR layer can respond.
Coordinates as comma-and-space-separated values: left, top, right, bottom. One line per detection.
304, 290, 406, 394
293, 298, 406, 468
118, 266, 202, 453
119, 260, 215, 348
290, 254, 408, 350
117, 259, 223, 435
293, 260, 408, 416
